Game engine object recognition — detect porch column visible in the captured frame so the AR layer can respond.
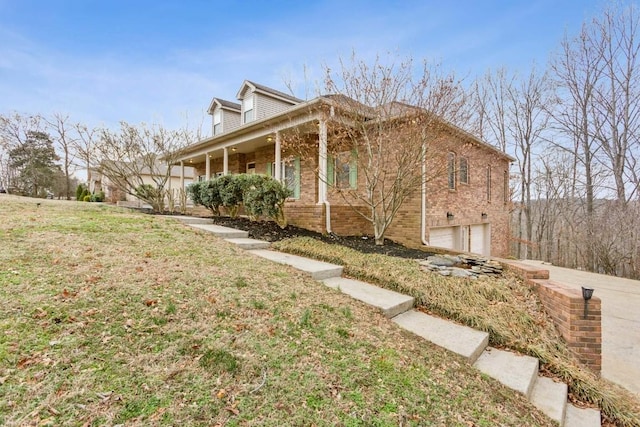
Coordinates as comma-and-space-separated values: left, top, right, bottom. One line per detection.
179, 161, 184, 189
318, 119, 327, 204
223, 147, 229, 175
167, 162, 172, 191
274, 131, 282, 181
205, 152, 211, 180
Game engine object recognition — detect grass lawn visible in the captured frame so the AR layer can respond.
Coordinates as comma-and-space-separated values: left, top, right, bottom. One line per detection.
273, 236, 640, 427
0, 195, 559, 426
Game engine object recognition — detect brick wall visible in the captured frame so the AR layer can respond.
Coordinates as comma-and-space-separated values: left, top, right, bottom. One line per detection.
529, 279, 602, 373
188, 127, 512, 257
285, 204, 324, 233
501, 261, 602, 373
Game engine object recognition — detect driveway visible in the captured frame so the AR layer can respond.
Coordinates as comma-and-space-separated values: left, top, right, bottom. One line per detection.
520, 260, 640, 396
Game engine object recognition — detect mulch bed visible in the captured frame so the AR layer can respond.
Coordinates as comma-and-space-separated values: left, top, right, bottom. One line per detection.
209, 215, 435, 259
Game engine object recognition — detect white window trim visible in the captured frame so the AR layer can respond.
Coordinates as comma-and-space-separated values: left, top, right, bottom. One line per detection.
243, 95, 254, 124
459, 157, 469, 185
447, 152, 456, 190
486, 166, 492, 202
213, 110, 222, 135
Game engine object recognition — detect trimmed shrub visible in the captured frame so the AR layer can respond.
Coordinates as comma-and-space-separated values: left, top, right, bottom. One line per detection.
188, 174, 290, 227
200, 179, 224, 216
218, 174, 244, 218
90, 191, 105, 202
186, 182, 203, 206
243, 175, 291, 227
82, 194, 91, 202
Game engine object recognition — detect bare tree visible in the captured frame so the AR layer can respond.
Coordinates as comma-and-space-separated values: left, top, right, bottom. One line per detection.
550, 21, 605, 271
96, 122, 193, 212
508, 67, 553, 259
73, 123, 98, 187
45, 113, 77, 200
589, 4, 640, 203
0, 113, 43, 193
469, 67, 552, 259
283, 53, 468, 245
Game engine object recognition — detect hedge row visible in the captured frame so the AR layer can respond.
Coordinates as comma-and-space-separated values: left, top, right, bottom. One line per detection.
187, 174, 291, 228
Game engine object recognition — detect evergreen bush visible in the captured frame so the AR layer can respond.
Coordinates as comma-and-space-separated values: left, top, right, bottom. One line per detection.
186, 182, 203, 206
243, 175, 291, 227
200, 179, 224, 216
218, 174, 244, 218
76, 184, 86, 201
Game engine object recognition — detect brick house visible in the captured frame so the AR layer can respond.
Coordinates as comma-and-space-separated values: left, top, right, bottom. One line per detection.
174, 80, 513, 257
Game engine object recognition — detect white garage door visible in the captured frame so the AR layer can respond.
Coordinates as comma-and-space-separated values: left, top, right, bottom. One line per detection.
470, 224, 489, 256
429, 226, 456, 250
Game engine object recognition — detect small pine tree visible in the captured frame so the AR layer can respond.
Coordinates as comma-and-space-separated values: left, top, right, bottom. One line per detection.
76, 184, 87, 201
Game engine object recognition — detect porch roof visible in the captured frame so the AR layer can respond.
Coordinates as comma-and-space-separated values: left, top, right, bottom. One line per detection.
174, 96, 327, 165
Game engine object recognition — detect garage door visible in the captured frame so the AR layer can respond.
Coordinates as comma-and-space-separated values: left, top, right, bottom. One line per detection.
470, 224, 490, 256
429, 226, 456, 250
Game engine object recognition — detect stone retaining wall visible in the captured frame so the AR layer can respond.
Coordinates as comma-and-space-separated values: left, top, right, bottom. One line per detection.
500, 260, 602, 373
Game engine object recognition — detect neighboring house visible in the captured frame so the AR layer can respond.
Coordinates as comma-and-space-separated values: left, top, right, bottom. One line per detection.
89, 162, 195, 206
173, 80, 513, 257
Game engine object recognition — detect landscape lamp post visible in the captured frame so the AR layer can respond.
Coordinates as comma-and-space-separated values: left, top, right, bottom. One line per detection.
582, 286, 594, 319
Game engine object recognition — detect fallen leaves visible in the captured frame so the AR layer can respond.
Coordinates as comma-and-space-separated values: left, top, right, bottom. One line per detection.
84, 275, 101, 284
33, 308, 48, 319
60, 288, 76, 299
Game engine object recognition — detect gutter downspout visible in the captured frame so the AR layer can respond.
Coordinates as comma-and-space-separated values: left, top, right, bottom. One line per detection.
324, 200, 332, 234
421, 143, 429, 246
319, 117, 332, 234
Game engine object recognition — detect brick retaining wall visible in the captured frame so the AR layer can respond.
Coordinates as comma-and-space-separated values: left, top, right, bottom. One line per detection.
500, 260, 602, 373
528, 278, 602, 373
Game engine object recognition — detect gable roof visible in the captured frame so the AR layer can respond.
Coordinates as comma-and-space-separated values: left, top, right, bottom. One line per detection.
174, 89, 513, 163
207, 97, 241, 114
236, 80, 303, 104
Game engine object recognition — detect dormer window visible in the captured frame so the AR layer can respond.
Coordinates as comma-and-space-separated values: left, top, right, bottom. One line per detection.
243, 96, 254, 123
213, 110, 222, 135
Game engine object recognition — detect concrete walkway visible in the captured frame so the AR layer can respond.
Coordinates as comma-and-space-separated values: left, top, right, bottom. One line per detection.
520, 260, 640, 396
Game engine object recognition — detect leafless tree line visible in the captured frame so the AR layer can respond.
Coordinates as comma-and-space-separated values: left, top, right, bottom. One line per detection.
467, 2, 640, 278
0, 113, 197, 210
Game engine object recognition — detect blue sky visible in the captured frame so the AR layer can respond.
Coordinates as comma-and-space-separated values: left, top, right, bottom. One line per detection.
0, 0, 608, 133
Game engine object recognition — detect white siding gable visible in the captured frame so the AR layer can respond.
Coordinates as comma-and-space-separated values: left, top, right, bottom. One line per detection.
255, 95, 296, 120
223, 109, 241, 132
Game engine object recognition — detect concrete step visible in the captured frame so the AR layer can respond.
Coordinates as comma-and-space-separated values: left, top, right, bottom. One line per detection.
530, 376, 568, 424
473, 347, 539, 397
166, 215, 212, 224
564, 404, 601, 427
392, 310, 489, 363
322, 277, 414, 318
225, 237, 271, 250
187, 223, 249, 238
248, 249, 343, 280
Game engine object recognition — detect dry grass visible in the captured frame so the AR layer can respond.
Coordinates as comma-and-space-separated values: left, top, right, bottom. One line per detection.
273, 236, 640, 427
0, 195, 559, 426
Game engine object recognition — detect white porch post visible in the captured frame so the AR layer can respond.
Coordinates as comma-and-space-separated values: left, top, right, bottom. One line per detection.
274, 131, 282, 181
205, 152, 211, 180
223, 147, 229, 175
318, 119, 327, 204
179, 161, 184, 189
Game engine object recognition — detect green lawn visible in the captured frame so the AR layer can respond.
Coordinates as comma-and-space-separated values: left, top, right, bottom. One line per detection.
273, 236, 640, 427
0, 195, 559, 426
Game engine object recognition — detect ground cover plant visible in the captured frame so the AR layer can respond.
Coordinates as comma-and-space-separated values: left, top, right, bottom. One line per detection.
272, 237, 640, 427
0, 195, 558, 426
